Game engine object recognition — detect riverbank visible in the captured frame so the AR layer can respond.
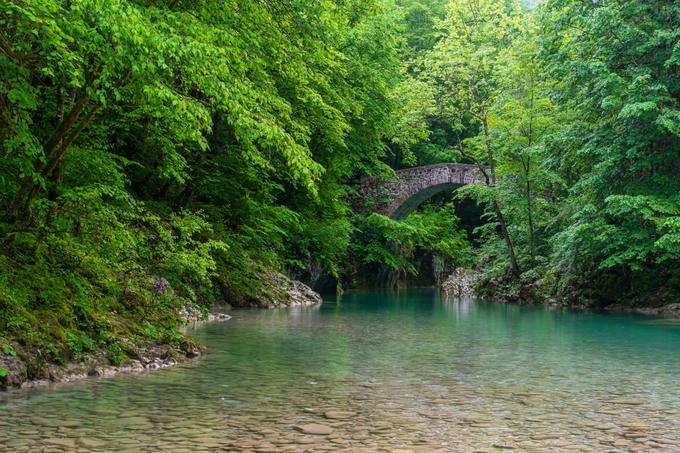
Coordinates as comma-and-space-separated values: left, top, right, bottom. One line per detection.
441, 268, 680, 318
1, 339, 203, 390
0, 272, 321, 390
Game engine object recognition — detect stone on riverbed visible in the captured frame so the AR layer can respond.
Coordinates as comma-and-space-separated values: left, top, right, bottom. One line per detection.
78, 438, 108, 448
618, 420, 649, 430
603, 399, 644, 405
294, 423, 334, 435
324, 410, 356, 420
44, 437, 77, 448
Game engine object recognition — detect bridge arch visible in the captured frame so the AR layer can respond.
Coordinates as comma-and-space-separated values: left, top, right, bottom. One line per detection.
363, 163, 485, 219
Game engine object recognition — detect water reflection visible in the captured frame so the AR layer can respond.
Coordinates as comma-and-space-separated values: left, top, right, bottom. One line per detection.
440, 296, 475, 317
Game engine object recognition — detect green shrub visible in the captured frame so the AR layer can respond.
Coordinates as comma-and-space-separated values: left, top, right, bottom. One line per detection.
106, 343, 128, 367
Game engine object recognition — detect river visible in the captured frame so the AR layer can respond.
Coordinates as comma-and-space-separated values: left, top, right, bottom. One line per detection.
2, 289, 680, 451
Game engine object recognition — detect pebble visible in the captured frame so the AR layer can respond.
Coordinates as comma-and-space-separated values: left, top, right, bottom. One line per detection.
530, 434, 560, 440
298, 437, 321, 444
78, 438, 108, 448
294, 424, 335, 435
655, 437, 680, 445
603, 399, 644, 406
43, 437, 77, 448
324, 411, 356, 420
617, 421, 649, 430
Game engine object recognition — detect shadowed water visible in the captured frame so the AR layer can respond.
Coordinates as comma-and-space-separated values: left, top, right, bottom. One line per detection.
2, 289, 680, 452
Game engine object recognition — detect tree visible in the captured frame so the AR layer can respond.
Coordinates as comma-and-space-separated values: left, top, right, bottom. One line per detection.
490, 22, 556, 269
429, 0, 525, 277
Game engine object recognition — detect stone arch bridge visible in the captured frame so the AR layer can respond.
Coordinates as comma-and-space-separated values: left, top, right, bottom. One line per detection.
362, 163, 485, 219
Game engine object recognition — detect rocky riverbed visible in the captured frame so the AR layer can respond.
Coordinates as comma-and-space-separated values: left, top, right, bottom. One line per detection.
3, 290, 680, 452
2, 376, 679, 452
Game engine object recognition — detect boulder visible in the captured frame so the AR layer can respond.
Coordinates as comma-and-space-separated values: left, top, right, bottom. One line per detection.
441, 267, 478, 298
0, 352, 27, 389
179, 304, 206, 323
660, 303, 680, 318
224, 270, 322, 308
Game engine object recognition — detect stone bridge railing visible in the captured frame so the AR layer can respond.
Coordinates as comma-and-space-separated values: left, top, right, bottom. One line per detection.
361, 163, 485, 219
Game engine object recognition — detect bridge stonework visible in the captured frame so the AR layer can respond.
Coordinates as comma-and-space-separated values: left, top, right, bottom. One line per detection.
362, 163, 485, 219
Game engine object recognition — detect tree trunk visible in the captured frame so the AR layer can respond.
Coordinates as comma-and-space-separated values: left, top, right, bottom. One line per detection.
21, 104, 102, 218
523, 157, 536, 268
525, 74, 537, 268
526, 179, 536, 267
46, 86, 66, 226
492, 200, 520, 276
48, 87, 66, 202
10, 91, 92, 214
13, 69, 130, 221
482, 113, 520, 277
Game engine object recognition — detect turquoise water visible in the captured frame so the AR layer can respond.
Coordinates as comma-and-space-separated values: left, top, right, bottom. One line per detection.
2, 289, 680, 451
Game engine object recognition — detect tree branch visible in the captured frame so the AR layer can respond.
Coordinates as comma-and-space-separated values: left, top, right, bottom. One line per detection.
0, 32, 18, 63
453, 134, 490, 184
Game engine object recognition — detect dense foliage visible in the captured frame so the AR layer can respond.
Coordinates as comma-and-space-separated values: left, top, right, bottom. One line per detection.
351, 204, 472, 287
1, 0, 678, 376
0, 0, 414, 368
420, 0, 680, 303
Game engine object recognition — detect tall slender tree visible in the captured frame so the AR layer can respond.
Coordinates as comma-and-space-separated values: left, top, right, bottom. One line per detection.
429, 0, 525, 277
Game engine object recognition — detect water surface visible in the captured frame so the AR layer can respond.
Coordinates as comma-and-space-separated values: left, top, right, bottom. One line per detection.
3, 289, 680, 451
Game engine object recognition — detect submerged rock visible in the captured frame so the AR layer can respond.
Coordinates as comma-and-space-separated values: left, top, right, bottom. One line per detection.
78, 438, 107, 448
603, 399, 644, 406
294, 423, 334, 435
324, 410, 357, 420
43, 437, 77, 448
